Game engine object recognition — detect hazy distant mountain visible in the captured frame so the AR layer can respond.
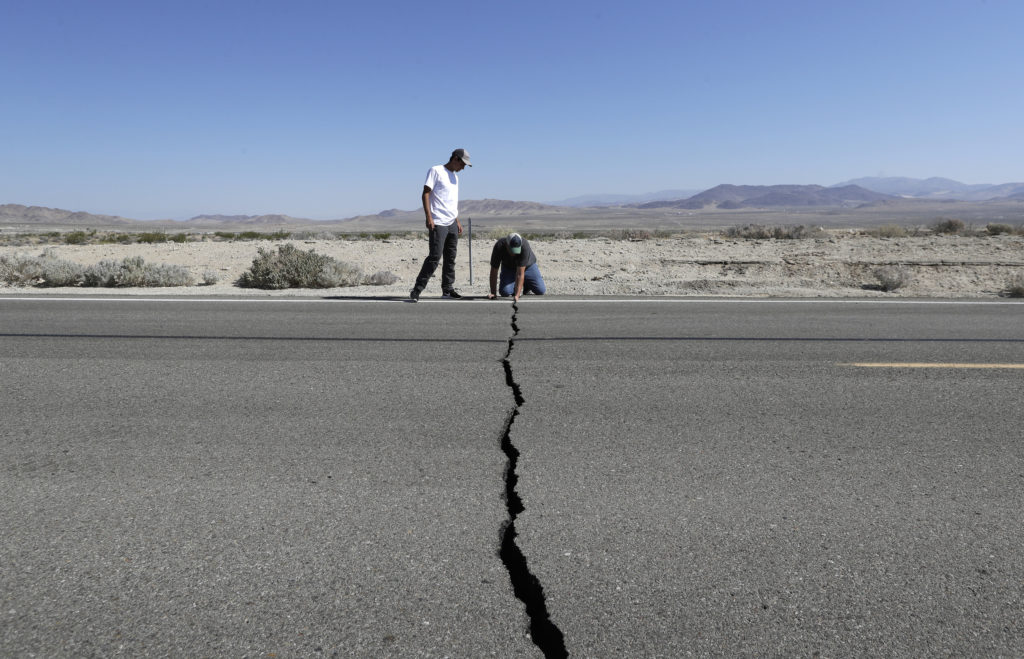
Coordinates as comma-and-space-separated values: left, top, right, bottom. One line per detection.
459, 199, 569, 214
637, 184, 892, 209
185, 213, 311, 225
834, 177, 1024, 201
979, 182, 1024, 200
0, 203, 137, 225
548, 189, 702, 207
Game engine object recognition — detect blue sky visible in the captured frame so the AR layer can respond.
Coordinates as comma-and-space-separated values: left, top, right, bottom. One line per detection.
2, 0, 1022, 220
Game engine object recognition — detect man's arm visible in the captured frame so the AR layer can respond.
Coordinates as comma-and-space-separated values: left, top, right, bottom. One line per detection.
421, 186, 434, 230
514, 266, 526, 301
488, 266, 499, 298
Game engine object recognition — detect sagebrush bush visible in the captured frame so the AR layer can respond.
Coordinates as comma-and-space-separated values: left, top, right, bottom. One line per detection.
865, 225, 909, 238
986, 223, 1014, 236
873, 266, 912, 292
1, 250, 85, 286
136, 232, 169, 243
723, 224, 822, 240
81, 260, 122, 286
317, 259, 364, 287
1004, 273, 1024, 298
486, 226, 515, 240
932, 218, 966, 235
0, 253, 45, 285
237, 243, 393, 289
364, 270, 399, 286
64, 231, 91, 244
608, 229, 652, 241
82, 256, 193, 287
239, 244, 333, 289
2, 252, 193, 287
36, 251, 85, 287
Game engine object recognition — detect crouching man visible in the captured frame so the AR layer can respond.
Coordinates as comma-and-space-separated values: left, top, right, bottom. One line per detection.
487, 232, 546, 302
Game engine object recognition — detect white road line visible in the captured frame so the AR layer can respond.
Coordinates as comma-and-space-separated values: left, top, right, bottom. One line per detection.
843, 363, 1024, 369
1, 296, 1023, 305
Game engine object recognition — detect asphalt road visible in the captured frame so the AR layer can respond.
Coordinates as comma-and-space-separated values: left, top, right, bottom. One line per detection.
2, 297, 1023, 657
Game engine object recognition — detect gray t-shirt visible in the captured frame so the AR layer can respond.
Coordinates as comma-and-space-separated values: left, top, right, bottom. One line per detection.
490, 237, 537, 271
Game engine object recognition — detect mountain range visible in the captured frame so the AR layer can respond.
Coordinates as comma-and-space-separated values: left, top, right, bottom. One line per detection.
831, 177, 1024, 201
634, 184, 892, 210
547, 189, 702, 207
3, 178, 1022, 228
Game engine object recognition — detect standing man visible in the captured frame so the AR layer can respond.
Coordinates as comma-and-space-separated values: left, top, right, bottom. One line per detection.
488, 232, 546, 302
410, 148, 471, 302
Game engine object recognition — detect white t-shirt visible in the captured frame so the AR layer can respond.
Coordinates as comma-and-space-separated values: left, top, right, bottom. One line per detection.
424, 165, 459, 226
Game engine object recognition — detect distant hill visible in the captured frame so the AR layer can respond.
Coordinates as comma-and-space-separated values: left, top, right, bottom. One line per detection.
834, 177, 1024, 201
459, 199, 569, 214
636, 184, 892, 209
979, 182, 1024, 200
548, 189, 702, 207
185, 213, 312, 226
0, 203, 138, 226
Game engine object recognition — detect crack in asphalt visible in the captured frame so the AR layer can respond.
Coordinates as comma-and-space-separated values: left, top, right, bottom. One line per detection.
498, 302, 568, 658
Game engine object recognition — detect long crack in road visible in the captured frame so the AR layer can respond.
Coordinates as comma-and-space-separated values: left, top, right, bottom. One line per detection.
498, 302, 568, 658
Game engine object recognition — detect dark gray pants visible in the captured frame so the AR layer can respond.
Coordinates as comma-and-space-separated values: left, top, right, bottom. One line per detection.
413, 223, 458, 293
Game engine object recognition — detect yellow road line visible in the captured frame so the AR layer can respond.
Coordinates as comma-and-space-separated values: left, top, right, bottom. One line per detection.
843, 363, 1024, 369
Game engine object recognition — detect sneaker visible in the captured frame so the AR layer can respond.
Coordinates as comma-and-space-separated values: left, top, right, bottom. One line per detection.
409, 288, 420, 303
441, 290, 464, 299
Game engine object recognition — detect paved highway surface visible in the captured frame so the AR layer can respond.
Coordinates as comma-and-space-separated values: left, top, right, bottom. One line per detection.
2, 296, 1022, 657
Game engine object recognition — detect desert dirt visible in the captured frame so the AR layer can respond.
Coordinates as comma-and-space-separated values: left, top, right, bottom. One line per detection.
2, 233, 1024, 298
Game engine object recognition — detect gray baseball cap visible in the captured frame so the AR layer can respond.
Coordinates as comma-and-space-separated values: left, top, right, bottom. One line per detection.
508, 233, 522, 254
451, 148, 472, 166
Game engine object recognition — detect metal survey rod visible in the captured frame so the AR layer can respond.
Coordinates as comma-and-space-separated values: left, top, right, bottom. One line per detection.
468, 217, 473, 285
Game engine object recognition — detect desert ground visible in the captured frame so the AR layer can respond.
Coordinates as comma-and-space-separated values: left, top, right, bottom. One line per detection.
3, 232, 1024, 298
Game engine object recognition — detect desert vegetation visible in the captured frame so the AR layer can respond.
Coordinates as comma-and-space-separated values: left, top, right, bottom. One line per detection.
1005, 273, 1024, 298
237, 243, 397, 289
3, 222, 1023, 297
723, 224, 826, 240
0, 243, 396, 290
2, 219, 1024, 248
1, 250, 195, 287
870, 266, 912, 292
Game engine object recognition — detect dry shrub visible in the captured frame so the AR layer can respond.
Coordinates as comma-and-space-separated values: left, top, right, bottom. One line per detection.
3, 251, 193, 287
986, 223, 1015, 236
932, 218, 966, 235
866, 225, 909, 238
723, 224, 822, 240
1004, 273, 1024, 298
237, 243, 395, 289
873, 266, 912, 292
83, 256, 193, 287
364, 270, 399, 285
485, 225, 515, 240
1, 253, 46, 285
